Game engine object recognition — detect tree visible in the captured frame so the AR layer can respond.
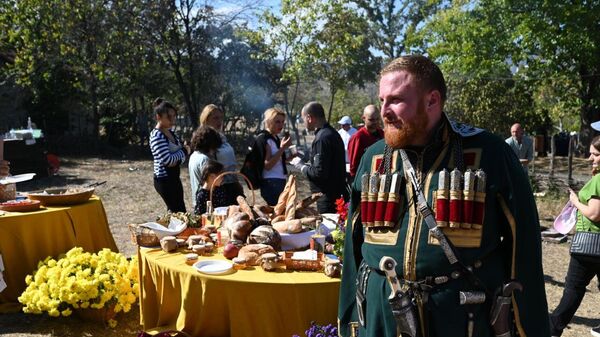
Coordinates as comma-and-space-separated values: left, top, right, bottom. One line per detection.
304, 0, 379, 122
247, 0, 322, 142
352, 0, 444, 59
420, 0, 536, 135
508, 1, 600, 147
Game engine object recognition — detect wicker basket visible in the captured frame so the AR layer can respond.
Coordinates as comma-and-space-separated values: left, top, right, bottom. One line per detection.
128, 223, 160, 247
129, 213, 192, 247
284, 251, 323, 271
210, 171, 255, 206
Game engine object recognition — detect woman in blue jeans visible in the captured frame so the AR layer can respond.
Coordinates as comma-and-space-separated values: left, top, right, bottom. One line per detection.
259, 107, 291, 205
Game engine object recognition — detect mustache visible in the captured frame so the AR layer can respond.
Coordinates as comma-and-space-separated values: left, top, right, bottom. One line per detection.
384, 118, 402, 125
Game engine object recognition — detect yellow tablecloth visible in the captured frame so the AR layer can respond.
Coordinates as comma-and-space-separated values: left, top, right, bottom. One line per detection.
139, 248, 340, 337
0, 197, 118, 310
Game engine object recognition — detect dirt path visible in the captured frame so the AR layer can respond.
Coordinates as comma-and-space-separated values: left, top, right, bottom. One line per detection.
0, 156, 598, 336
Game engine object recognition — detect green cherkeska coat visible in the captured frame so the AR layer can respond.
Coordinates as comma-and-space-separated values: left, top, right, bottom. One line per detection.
338, 117, 550, 337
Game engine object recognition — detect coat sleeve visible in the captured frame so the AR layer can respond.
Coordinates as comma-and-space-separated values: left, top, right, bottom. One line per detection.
496, 141, 550, 337
305, 138, 332, 183
338, 160, 365, 336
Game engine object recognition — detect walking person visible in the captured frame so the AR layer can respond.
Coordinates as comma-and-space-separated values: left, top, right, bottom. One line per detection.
549, 135, 600, 337
149, 98, 190, 213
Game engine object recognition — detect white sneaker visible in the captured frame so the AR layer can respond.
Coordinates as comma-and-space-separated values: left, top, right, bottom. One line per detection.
591, 325, 600, 337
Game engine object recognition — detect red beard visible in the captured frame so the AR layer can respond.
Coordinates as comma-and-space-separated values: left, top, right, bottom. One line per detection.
384, 99, 428, 149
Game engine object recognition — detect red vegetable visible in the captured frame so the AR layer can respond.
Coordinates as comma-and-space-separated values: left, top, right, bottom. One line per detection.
223, 242, 240, 260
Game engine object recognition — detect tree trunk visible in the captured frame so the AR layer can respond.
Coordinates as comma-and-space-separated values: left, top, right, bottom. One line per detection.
288, 81, 301, 145
327, 85, 337, 123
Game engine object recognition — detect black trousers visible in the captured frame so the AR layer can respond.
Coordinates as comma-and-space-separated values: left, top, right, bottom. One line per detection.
153, 166, 186, 213
549, 254, 600, 336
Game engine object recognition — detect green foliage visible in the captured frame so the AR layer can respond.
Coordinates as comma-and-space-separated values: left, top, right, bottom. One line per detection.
508, 1, 600, 145
352, 0, 445, 59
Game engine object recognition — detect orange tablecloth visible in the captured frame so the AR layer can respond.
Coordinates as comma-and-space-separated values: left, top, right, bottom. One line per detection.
139, 248, 340, 337
0, 197, 118, 310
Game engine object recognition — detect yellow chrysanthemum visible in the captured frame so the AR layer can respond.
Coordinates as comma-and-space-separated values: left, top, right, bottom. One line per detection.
18, 247, 139, 328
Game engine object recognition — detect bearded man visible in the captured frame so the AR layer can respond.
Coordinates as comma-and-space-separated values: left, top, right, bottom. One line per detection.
338, 55, 550, 337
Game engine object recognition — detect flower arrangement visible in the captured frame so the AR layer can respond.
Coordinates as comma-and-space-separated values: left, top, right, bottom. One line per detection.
330, 196, 349, 259
293, 321, 338, 337
18, 247, 139, 328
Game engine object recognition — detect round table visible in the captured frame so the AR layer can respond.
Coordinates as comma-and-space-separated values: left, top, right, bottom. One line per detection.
139, 247, 340, 337
0, 197, 118, 312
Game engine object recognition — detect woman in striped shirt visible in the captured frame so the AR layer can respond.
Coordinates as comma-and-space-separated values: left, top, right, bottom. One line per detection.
149, 98, 190, 212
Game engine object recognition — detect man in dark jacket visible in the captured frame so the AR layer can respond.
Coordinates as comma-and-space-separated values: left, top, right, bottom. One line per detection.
291, 101, 347, 213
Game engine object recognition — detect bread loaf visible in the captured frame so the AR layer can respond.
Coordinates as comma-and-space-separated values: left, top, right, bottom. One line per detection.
222, 212, 249, 229
227, 205, 241, 217
247, 225, 282, 251
227, 220, 252, 241
273, 219, 303, 234
274, 175, 295, 215
284, 180, 297, 220
236, 196, 256, 221
238, 244, 276, 266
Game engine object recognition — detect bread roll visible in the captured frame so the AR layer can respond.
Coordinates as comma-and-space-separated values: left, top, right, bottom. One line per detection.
238, 244, 276, 266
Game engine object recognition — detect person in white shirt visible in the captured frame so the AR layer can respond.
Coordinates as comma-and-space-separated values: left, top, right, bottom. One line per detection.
259, 108, 291, 205
337, 115, 357, 170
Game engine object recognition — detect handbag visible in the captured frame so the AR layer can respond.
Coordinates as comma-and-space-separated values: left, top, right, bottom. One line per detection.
569, 231, 600, 258
553, 201, 577, 234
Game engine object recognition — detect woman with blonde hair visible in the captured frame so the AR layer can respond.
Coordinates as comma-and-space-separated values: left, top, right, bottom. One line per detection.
198, 104, 243, 206
256, 107, 291, 205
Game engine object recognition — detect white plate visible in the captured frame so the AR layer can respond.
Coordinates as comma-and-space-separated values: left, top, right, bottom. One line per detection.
0, 173, 36, 185
193, 260, 233, 275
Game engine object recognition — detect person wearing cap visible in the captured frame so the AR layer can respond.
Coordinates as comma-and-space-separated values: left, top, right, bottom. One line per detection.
338, 115, 357, 169
505, 123, 534, 173
347, 105, 384, 178
291, 102, 348, 213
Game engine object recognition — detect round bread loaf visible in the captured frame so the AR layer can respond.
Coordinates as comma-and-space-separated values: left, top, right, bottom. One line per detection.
247, 225, 282, 251
237, 244, 276, 266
